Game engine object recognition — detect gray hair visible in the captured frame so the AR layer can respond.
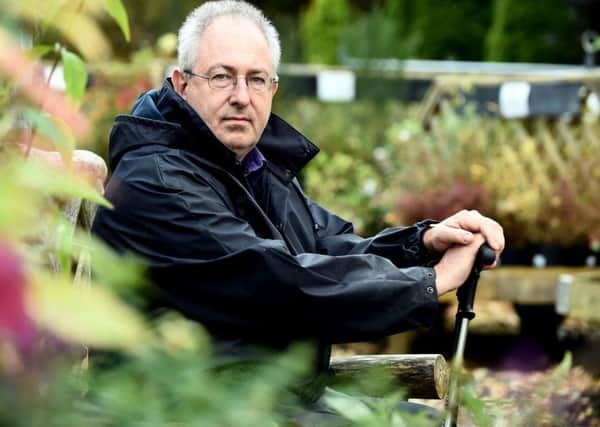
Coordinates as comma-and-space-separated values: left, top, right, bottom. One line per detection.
177, 0, 281, 73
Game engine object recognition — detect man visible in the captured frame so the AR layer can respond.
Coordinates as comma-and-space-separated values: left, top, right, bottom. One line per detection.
92, 0, 504, 419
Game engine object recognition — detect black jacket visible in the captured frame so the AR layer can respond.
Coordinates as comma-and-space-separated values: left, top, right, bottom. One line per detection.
92, 79, 439, 375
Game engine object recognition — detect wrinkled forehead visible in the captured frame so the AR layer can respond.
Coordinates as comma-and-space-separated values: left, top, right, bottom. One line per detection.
195, 15, 274, 73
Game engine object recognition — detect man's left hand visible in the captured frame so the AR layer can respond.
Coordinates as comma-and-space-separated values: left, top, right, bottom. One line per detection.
422, 210, 504, 265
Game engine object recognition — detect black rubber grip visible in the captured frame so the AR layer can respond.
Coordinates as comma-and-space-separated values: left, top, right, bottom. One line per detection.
456, 243, 495, 320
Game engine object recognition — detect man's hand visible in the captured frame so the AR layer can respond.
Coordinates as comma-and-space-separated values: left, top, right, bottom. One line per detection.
433, 233, 487, 296
422, 210, 504, 267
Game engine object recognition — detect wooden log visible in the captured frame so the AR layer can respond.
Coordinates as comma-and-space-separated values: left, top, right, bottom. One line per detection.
329, 354, 448, 400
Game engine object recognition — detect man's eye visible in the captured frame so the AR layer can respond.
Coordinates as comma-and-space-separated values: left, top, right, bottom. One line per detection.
212, 73, 231, 82
249, 76, 267, 85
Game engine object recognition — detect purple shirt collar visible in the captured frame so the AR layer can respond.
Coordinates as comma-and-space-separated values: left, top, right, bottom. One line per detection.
239, 146, 266, 176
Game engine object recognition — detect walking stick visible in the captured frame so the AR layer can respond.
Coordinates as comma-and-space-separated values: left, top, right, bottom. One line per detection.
443, 243, 496, 427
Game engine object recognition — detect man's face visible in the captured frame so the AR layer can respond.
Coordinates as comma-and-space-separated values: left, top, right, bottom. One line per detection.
173, 16, 278, 160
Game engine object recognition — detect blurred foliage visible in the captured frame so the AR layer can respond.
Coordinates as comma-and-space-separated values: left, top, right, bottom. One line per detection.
72, 0, 597, 65
485, 0, 580, 64
381, 100, 600, 248
6, 0, 130, 61
83, 65, 157, 160
340, 0, 419, 60
459, 352, 573, 426
0, 1, 318, 426
275, 93, 600, 250
274, 97, 414, 235
411, 0, 494, 61
105, 0, 200, 58
104, 0, 310, 62
0, 330, 316, 427
300, 0, 352, 64
0, 0, 148, 351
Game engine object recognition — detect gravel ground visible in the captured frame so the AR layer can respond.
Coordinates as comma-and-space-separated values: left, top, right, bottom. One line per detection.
412, 365, 600, 426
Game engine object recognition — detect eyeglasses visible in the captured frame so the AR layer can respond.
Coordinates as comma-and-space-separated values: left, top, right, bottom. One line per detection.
183, 69, 278, 92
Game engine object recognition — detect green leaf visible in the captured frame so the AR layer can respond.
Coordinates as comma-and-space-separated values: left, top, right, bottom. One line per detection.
0, 110, 16, 139
28, 44, 54, 59
21, 107, 75, 154
551, 351, 572, 379
29, 272, 150, 350
0, 165, 44, 238
74, 232, 145, 293
60, 48, 87, 103
323, 390, 372, 422
17, 159, 112, 208
460, 380, 494, 427
54, 214, 74, 278
104, 0, 131, 42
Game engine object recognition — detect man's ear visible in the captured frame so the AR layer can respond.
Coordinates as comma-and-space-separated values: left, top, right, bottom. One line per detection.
171, 67, 187, 97
271, 80, 278, 97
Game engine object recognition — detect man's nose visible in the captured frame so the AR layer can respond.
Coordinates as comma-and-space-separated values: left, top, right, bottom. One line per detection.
230, 77, 251, 105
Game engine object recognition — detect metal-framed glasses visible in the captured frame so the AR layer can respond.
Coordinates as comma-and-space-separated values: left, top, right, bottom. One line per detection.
183, 69, 277, 92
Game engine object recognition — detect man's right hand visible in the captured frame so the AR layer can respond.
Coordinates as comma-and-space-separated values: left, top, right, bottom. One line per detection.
433, 233, 489, 296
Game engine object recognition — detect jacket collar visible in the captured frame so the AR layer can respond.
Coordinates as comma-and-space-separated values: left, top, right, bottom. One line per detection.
115, 79, 320, 181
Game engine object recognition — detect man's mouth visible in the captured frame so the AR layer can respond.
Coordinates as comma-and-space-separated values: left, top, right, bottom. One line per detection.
223, 116, 251, 123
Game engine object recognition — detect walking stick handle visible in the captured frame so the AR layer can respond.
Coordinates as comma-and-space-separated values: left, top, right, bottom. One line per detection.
455, 243, 496, 320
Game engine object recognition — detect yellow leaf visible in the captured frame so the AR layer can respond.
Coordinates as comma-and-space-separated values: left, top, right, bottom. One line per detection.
27, 272, 150, 350
8, 1, 111, 61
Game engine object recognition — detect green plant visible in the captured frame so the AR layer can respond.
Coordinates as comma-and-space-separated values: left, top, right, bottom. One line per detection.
411, 0, 493, 61
300, 0, 351, 64
485, 0, 579, 64
340, 3, 419, 60
377, 98, 600, 249
274, 97, 415, 235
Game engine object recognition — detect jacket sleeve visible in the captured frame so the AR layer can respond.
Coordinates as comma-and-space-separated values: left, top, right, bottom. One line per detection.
299, 184, 439, 267
92, 155, 438, 344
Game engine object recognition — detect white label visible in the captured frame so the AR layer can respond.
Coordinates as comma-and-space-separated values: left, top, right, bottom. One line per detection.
499, 81, 531, 118
317, 70, 356, 102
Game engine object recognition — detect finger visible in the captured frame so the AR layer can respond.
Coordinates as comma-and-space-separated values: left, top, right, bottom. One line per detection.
428, 223, 474, 251
453, 210, 505, 252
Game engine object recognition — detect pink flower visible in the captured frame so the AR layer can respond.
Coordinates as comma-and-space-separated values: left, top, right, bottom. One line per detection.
0, 243, 36, 352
